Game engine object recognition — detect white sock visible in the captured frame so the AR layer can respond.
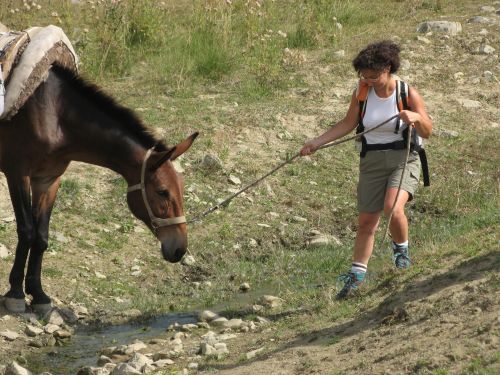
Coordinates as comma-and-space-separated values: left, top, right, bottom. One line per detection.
392, 240, 408, 249
351, 262, 367, 274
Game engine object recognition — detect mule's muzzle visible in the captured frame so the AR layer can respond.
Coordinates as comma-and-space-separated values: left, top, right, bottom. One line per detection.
161, 243, 186, 263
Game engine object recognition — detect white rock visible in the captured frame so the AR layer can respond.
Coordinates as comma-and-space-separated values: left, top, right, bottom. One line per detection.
223, 319, 244, 330
246, 347, 265, 359
46, 309, 65, 326
199, 343, 217, 356
210, 317, 229, 327
127, 352, 152, 371
248, 238, 258, 247
187, 363, 199, 370
417, 21, 462, 35
25, 325, 43, 337
259, 295, 284, 309
416, 36, 431, 44
110, 363, 141, 375
181, 255, 196, 266
198, 310, 219, 322
0, 243, 10, 259
468, 16, 494, 24
333, 50, 345, 58
127, 341, 147, 353
457, 99, 482, 108
228, 175, 241, 185
239, 282, 251, 292
480, 6, 496, 12
43, 324, 60, 334
5, 362, 32, 375
214, 342, 229, 354
477, 45, 496, 55
0, 330, 19, 341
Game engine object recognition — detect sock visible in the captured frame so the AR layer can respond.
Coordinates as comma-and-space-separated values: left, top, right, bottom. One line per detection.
350, 262, 367, 281
392, 240, 408, 250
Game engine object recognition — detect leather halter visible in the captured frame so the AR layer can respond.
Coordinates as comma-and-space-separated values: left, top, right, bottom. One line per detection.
127, 147, 186, 230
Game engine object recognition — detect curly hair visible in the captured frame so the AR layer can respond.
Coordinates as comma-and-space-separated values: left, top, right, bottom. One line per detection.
352, 40, 401, 74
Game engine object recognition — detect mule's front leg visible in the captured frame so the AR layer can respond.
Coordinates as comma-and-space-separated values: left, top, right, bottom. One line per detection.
25, 176, 62, 313
4, 174, 34, 313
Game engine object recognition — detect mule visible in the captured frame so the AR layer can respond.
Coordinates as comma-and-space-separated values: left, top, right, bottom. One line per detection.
0, 64, 198, 312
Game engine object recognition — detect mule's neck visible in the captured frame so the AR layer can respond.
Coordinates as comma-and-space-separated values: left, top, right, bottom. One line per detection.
55, 73, 157, 185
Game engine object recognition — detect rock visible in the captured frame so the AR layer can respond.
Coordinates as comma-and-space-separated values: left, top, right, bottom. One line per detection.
248, 238, 258, 247
180, 323, 198, 332
25, 325, 44, 337
201, 331, 218, 346
435, 129, 459, 138
457, 99, 482, 108
110, 363, 141, 375
477, 45, 496, 55
187, 362, 199, 370
200, 154, 223, 170
76, 367, 105, 375
126, 341, 147, 353
259, 295, 284, 309
417, 21, 462, 35
291, 216, 307, 223
97, 355, 113, 366
45, 309, 65, 325
214, 342, 229, 354
246, 347, 265, 359
223, 318, 244, 330
333, 50, 345, 58
5, 362, 31, 375
70, 304, 89, 317
199, 343, 217, 355
58, 307, 79, 324
255, 316, 271, 325
416, 36, 431, 44
239, 282, 251, 292
0, 243, 10, 259
210, 317, 229, 327
483, 71, 497, 82
181, 255, 196, 266
54, 330, 72, 339
468, 16, 494, 24
127, 353, 152, 371
198, 310, 219, 322
43, 324, 60, 334
228, 175, 241, 185
94, 271, 106, 279
0, 330, 19, 341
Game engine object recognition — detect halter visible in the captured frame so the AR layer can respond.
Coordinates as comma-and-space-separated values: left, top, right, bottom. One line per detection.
127, 147, 186, 231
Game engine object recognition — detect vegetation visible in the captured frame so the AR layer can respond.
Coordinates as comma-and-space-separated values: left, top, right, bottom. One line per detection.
0, 0, 498, 373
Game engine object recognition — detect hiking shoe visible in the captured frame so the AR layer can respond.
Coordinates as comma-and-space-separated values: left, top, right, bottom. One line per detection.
393, 244, 411, 269
336, 272, 363, 300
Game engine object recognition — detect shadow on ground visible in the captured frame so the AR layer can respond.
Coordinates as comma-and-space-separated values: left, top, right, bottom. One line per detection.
206, 250, 499, 372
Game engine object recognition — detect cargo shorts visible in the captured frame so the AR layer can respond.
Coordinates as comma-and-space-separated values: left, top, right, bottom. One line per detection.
357, 149, 421, 213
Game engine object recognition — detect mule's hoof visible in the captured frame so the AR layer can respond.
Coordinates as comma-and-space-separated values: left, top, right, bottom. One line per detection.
31, 303, 53, 315
4, 297, 26, 313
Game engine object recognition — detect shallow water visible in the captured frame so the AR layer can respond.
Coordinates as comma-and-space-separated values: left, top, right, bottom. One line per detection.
25, 283, 279, 374
26, 312, 197, 374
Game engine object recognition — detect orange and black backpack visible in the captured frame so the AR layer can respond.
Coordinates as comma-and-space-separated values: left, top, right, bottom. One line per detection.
355, 79, 430, 187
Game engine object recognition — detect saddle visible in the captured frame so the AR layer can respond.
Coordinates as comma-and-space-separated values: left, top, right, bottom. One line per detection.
0, 24, 79, 120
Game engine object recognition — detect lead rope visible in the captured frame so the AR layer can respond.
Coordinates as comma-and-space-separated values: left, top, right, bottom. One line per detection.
376, 124, 412, 254
188, 114, 401, 224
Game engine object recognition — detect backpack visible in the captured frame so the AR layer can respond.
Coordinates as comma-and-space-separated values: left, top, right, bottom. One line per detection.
355, 79, 430, 187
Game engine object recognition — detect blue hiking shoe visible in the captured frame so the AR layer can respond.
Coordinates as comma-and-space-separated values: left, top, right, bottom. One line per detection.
336, 272, 364, 300
393, 243, 411, 269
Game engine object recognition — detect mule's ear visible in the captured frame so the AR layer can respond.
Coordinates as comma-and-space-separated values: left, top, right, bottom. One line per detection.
169, 132, 199, 161
149, 147, 177, 172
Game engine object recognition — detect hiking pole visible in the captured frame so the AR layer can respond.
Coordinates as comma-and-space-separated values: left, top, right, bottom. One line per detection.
376, 123, 412, 253
188, 114, 400, 224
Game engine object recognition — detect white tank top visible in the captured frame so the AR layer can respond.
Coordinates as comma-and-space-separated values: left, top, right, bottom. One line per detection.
363, 87, 406, 145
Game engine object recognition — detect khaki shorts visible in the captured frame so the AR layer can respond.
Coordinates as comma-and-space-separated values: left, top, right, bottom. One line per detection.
357, 149, 421, 213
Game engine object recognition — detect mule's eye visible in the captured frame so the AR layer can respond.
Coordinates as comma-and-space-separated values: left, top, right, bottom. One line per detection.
157, 190, 170, 198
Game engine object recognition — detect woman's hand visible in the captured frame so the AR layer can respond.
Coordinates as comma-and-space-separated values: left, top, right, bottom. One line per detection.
399, 110, 421, 128
300, 140, 319, 156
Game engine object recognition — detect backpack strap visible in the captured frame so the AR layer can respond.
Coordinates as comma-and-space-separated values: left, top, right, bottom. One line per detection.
356, 82, 370, 157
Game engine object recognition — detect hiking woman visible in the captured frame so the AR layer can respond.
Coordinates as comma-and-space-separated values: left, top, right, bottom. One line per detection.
300, 40, 432, 299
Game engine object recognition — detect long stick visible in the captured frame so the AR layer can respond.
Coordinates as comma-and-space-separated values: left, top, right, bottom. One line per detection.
188, 114, 400, 224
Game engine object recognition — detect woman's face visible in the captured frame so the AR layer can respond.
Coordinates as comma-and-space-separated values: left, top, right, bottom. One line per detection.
358, 68, 390, 87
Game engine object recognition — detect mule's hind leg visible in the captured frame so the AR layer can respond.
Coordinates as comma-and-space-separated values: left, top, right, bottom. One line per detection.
25, 176, 62, 312
4, 174, 35, 313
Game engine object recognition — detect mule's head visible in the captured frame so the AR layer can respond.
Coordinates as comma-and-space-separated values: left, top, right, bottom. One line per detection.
127, 133, 198, 263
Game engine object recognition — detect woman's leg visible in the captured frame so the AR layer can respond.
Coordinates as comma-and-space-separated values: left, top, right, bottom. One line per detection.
383, 187, 410, 243
353, 211, 382, 265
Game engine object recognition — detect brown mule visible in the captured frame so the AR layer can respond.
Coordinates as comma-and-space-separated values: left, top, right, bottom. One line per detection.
0, 64, 198, 313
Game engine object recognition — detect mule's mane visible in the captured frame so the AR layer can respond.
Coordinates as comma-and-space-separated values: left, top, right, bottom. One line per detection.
51, 64, 167, 151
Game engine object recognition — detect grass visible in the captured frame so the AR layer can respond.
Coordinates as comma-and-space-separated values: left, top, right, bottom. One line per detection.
0, 0, 498, 373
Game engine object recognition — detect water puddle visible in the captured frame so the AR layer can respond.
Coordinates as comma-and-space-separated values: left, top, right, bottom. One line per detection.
25, 282, 280, 373
27, 312, 197, 374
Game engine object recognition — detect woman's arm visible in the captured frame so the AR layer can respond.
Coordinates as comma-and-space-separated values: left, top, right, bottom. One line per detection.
399, 86, 433, 139
300, 91, 360, 156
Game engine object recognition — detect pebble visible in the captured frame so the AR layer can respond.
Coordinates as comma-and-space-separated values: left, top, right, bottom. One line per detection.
24, 325, 44, 337
239, 282, 251, 292
5, 362, 31, 375
198, 310, 219, 322
246, 347, 265, 359
0, 243, 10, 259
181, 255, 196, 266
0, 330, 19, 341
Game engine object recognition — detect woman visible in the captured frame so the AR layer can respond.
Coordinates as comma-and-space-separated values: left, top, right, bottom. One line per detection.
300, 40, 432, 300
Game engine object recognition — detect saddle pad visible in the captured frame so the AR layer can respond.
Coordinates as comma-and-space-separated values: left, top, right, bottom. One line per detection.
1, 25, 79, 120
0, 31, 31, 82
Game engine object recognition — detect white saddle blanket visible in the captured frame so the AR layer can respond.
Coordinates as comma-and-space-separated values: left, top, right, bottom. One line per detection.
0, 25, 78, 120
